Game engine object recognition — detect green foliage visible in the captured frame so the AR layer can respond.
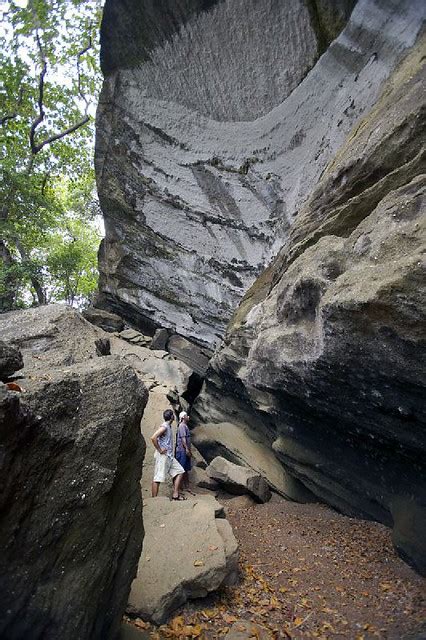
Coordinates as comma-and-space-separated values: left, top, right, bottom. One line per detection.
1, 0, 103, 311
47, 216, 100, 307
0, 175, 102, 309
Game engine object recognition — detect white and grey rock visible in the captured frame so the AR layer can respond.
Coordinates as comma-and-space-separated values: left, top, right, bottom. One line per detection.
96, 0, 424, 348
194, 39, 426, 575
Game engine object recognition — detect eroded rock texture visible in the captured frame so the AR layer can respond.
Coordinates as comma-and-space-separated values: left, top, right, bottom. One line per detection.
96, 0, 423, 348
0, 306, 148, 639
193, 38, 426, 573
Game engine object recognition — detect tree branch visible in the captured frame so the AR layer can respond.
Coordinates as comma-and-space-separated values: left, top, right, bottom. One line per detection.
0, 86, 25, 126
29, 26, 92, 155
32, 115, 90, 154
77, 35, 92, 115
29, 55, 47, 153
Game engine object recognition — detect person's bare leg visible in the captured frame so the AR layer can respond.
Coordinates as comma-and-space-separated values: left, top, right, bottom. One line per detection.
172, 473, 184, 498
152, 481, 160, 497
182, 471, 196, 495
182, 472, 188, 490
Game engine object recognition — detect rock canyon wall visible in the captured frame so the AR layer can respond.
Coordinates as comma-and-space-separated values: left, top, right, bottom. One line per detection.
96, 0, 426, 573
193, 35, 426, 572
96, 0, 423, 349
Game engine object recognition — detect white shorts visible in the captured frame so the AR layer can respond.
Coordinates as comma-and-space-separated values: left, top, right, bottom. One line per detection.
153, 451, 184, 483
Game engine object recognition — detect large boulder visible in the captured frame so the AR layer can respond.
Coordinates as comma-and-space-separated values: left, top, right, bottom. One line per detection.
193, 38, 426, 573
206, 457, 271, 503
149, 328, 170, 351
0, 304, 107, 371
190, 466, 219, 492
127, 496, 238, 624
0, 306, 148, 639
82, 306, 125, 332
0, 340, 23, 380
95, 0, 423, 347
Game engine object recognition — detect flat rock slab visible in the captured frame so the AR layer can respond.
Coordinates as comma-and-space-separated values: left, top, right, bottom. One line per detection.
127, 496, 238, 624
110, 337, 192, 396
119, 329, 143, 341
207, 456, 271, 503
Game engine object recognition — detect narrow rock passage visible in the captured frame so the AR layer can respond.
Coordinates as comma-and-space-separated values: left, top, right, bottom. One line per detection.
125, 495, 425, 639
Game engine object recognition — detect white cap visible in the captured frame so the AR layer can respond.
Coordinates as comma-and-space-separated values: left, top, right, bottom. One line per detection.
179, 411, 188, 421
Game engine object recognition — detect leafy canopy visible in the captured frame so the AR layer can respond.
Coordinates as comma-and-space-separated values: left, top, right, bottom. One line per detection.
0, 0, 103, 311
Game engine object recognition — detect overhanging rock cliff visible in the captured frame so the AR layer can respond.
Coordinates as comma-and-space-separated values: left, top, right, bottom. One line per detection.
193, 36, 426, 574
95, 0, 423, 349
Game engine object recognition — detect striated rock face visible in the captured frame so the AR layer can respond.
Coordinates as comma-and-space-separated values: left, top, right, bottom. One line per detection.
0, 306, 148, 639
95, 0, 423, 348
193, 37, 426, 573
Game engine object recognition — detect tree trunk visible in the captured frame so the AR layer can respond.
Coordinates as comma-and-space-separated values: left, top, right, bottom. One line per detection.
0, 240, 17, 311
15, 238, 46, 306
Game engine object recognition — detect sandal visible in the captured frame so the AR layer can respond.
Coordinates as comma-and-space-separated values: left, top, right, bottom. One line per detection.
172, 495, 187, 501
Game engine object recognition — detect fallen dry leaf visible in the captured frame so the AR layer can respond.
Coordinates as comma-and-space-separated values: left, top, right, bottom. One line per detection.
201, 609, 217, 619
134, 619, 151, 630
5, 382, 23, 392
222, 614, 237, 624
193, 560, 204, 567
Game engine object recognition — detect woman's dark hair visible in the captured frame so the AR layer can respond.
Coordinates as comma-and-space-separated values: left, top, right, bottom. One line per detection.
163, 409, 174, 421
